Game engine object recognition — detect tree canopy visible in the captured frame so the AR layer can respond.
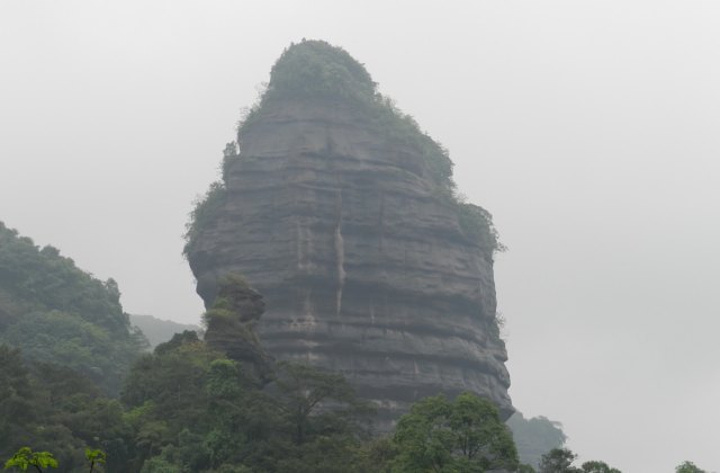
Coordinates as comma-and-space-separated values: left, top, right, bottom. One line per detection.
676, 461, 707, 473
391, 392, 519, 472
537, 448, 624, 473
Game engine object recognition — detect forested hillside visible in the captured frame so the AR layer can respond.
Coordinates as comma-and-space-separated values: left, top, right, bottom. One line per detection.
0, 222, 147, 394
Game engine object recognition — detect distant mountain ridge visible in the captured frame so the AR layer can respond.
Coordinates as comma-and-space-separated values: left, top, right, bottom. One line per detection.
507, 411, 567, 468
130, 314, 202, 349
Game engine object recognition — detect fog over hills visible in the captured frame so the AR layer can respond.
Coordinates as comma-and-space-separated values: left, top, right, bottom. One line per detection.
2, 2, 719, 471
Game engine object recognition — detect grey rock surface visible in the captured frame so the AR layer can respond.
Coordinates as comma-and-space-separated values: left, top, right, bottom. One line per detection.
188, 97, 513, 425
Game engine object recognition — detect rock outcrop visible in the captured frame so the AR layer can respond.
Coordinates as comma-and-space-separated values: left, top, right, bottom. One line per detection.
203, 274, 274, 382
186, 40, 513, 424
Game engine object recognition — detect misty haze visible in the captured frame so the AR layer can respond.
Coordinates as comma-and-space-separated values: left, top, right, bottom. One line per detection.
1, 2, 718, 473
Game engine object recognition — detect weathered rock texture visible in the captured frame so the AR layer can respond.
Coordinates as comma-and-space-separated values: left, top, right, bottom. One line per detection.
187, 41, 512, 425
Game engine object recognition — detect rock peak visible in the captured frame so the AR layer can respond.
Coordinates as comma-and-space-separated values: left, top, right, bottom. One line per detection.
187, 42, 512, 426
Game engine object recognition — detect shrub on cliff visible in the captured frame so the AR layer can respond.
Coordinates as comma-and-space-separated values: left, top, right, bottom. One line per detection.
183, 181, 227, 256
263, 39, 376, 104
457, 202, 505, 256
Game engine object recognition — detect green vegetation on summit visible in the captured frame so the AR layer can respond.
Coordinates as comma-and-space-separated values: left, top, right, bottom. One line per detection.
184, 39, 503, 257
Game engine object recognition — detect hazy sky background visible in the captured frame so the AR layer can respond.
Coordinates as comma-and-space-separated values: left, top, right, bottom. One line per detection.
1, 2, 719, 471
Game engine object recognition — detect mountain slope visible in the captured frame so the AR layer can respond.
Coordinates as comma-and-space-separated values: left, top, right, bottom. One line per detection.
0, 222, 146, 394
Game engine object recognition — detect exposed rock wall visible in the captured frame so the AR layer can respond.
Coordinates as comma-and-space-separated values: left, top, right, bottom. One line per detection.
188, 97, 512, 424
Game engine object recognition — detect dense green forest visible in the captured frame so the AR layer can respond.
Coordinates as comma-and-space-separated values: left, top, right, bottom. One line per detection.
1, 329, 520, 472
0, 223, 709, 472
0, 223, 552, 472
0, 230, 527, 472
1, 330, 703, 472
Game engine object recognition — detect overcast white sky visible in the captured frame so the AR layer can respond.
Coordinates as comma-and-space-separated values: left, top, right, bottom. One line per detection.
1, 1, 719, 471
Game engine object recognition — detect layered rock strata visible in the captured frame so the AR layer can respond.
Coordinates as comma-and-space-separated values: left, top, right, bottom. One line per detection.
187, 42, 512, 424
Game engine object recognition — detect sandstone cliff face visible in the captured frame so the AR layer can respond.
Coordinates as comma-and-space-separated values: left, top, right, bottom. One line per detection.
187, 41, 512, 424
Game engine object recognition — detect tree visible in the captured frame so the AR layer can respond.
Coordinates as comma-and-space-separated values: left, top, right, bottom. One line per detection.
676, 461, 707, 473
538, 449, 623, 473
4, 447, 58, 472
85, 448, 106, 473
391, 392, 518, 472
581, 460, 622, 473
271, 361, 366, 445
538, 448, 580, 473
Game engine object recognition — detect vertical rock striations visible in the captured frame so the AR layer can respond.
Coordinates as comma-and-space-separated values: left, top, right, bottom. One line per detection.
186, 40, 513, 424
